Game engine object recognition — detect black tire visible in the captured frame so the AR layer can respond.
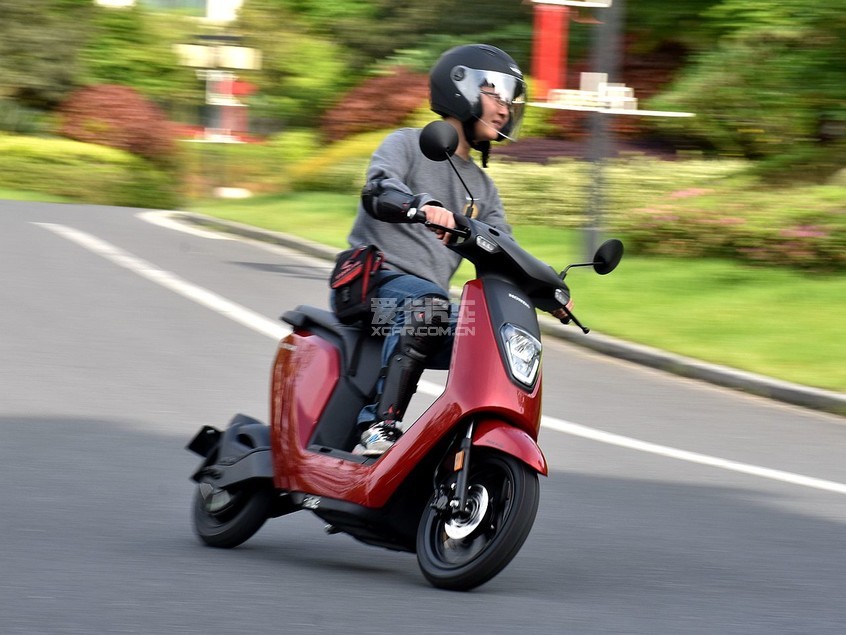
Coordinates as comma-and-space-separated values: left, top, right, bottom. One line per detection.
416, 451, 539, 591
192, 479, 273, 548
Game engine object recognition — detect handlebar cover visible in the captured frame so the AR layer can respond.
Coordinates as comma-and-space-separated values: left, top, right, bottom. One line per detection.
361, 181, 441, 224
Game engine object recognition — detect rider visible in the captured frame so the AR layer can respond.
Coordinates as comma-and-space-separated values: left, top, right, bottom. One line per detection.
337, 44, 548, 456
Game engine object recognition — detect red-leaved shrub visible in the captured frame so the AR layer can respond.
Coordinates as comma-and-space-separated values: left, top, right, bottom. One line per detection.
320, 68, 429, 142
59, 85, 177, 163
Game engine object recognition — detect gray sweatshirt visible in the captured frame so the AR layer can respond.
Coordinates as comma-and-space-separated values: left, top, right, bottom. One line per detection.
347, 127, 511, 291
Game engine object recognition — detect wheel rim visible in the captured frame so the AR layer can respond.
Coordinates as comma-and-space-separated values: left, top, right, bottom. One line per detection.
429, 461, 515, 568
198, 482, 247, 523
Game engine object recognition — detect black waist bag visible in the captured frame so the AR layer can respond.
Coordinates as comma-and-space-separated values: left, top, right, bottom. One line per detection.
330, 245, 386, 325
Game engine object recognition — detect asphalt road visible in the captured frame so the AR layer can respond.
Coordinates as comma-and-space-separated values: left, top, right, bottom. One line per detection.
2, 200, 845, 635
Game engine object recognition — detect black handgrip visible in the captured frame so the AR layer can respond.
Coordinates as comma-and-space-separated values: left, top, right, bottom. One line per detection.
423, 220, 471, 240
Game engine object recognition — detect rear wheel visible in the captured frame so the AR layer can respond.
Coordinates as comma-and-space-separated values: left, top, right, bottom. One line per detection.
416, 451, 539, 590
192, 479, 273, 548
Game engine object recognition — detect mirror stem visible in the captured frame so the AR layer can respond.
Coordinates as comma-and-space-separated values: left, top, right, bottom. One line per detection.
560, 261, 597, 279
445, 155, 476, 217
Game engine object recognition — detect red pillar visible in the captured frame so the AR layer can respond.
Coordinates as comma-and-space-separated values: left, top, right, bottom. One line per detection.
532, 3, 570, 100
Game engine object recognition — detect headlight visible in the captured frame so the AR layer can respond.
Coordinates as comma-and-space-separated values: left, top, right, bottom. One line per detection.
500, 323, 542, 388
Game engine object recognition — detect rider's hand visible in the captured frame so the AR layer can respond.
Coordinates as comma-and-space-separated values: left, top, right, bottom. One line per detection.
550, 299, 574, 321
421, 204, 456, 244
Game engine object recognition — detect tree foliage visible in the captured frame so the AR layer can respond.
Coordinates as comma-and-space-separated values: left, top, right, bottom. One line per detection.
270, 0, 446, 67
647, 0, 846, 178
78, 6, 199, 106
320, 68, 429, 141
236, 0, 350, 129
1, 0, 843, 181
1, 0, 200, 115
244, 0, 539, 136
625, 0, 723, 52
0, 0, 94, 108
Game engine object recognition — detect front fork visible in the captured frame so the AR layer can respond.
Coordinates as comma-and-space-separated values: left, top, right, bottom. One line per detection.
431, 420, 475, 518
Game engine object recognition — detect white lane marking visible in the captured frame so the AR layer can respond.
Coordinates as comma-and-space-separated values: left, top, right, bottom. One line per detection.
36, 222, 846, 496
142, 211, 337, 271
35, 222, 288, 341
541, 418, 846, 495
137, 210, 232, 240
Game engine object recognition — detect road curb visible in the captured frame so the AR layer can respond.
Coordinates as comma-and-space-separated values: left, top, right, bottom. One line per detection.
172, 211, 340, 262
536, 320, 846, 417
172, 211, 846, 417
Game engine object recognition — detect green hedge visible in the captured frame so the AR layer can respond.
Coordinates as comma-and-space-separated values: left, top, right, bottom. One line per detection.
488, 155, 745, 228
286, 131, 383, 193
493, 156, 845, 273
179, 130, 324, 198
616, 180, 846, 272
0, 134, 180, 209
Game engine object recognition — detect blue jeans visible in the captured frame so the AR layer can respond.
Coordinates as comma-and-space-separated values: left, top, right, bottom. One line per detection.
332, 272, 457, 426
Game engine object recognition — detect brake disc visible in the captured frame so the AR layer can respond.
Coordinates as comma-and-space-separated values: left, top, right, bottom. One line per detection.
444, 484, 490, 540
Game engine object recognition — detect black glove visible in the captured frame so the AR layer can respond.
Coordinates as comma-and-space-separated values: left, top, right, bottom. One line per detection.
361, 180, 441, 224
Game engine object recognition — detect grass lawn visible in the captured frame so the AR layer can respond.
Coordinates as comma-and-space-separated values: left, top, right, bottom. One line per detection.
0, 188, 74, 203
193, 192, 356, 250
191, 192, 846, 394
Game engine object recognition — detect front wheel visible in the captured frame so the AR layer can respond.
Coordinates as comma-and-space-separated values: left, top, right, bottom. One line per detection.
192, 479, 273, 548
416, 451, 539, 591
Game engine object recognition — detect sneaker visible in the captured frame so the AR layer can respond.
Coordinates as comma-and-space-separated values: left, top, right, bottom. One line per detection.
354, 421, 402, 457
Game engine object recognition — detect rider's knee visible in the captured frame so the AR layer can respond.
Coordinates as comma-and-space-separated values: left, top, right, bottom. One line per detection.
399, 294, 451, 358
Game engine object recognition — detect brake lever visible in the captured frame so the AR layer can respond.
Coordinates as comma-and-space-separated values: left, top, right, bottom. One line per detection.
559, 305, 590, 334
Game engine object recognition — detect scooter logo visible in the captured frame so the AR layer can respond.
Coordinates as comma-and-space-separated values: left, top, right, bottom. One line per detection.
508, 293, 530, 309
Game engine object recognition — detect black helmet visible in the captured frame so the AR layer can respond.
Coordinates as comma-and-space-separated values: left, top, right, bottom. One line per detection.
430, 44, 527, 144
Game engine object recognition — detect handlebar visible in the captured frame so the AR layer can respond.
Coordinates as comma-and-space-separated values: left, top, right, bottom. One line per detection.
410, 209, 472, 241
416, 210, 593, 335
422, 220, 471, 241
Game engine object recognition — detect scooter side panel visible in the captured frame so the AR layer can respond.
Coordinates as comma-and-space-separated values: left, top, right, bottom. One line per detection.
270, 332, 340, 490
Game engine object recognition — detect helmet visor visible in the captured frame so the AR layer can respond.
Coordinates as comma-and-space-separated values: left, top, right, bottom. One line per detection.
452, 67, 527, 140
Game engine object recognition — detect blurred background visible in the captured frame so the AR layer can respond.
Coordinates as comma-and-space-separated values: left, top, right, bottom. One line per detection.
1, 0, 844, 395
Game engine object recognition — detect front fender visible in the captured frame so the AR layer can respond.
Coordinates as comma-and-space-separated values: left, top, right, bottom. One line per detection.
472, 419, 548, 476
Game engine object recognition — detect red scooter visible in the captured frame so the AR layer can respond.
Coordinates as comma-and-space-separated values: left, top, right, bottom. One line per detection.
187, 121, 623, 590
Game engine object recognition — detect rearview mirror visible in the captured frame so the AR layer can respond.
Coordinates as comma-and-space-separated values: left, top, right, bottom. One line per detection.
419, 120, 459, 162
593, 239, 624, 275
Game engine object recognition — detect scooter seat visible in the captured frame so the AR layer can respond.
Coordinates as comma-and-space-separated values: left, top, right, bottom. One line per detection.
281, 305, 365, 356
281, 305, 339, 331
